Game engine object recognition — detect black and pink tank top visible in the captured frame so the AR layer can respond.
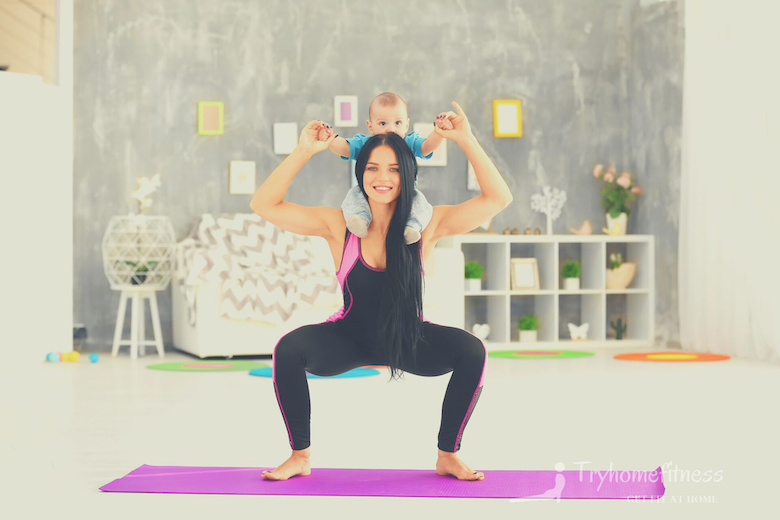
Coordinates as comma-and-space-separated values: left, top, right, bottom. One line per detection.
326, 230, 426, 343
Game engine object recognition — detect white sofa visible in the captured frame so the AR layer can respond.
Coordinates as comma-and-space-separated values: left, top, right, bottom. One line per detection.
172, 234, 464, 358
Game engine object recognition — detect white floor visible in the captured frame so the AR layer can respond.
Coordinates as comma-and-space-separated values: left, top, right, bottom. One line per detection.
2, 346, 778, 520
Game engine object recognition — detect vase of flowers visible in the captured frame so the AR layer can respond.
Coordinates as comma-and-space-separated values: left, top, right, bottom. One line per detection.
101, 174, 175, 290
592, 164, 642, 235
606, 253, 637, 290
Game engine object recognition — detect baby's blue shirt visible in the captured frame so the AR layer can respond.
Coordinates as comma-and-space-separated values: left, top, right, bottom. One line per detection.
341, 132, 434, 162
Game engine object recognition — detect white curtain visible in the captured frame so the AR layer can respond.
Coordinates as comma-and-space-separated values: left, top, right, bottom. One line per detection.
680, 0, 780, 361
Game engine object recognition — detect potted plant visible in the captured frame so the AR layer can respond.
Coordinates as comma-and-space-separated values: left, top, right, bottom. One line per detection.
118, 260, 160, 285
611, 316, 627, 340
561, 260, 581, 290
464, 261, 484, 291
592, 164, 642, 235
518, 314, 538, 342
606, 253, 637, 290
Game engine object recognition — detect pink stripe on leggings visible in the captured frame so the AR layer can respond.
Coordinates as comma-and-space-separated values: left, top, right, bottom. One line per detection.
272, 334, 295, 449
453, 336, 487, 451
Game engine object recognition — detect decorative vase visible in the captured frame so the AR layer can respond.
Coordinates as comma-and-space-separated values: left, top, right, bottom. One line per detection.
563, 277, 580, 291
465, 278, 482, 292
606, 262, 637, 290
101, 215, 176, 290
519, 330, 537, 343
606, 212, 628, 235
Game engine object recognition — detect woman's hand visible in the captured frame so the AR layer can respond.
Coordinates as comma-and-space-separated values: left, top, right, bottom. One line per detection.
297, 120, 337, 155
433, 102, 473, 144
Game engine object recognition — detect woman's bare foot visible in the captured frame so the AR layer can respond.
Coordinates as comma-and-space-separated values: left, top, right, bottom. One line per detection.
261, 448, 312, 481
436, 449, 485, 481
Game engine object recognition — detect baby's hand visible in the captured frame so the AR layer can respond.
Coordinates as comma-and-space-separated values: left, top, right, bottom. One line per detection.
435, 113, 454, 131
317, 123, 334, 142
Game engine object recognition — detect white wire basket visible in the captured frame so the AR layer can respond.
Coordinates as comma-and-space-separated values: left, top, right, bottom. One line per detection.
101, 215, 176, 290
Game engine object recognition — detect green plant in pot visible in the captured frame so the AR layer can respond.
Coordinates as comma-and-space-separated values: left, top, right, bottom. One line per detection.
120, 260, 159, 285
464, 261, 485, 292
518, 314, 538, 343
561, 260, 581, 291
611, 316, 627, 340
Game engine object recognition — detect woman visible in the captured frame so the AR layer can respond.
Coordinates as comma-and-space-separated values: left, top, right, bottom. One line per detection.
250, 102, 513, 482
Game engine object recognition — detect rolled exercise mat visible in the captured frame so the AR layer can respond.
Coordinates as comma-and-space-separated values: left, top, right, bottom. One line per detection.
249, 367, 379, 379
614, 352, 730, 362
489, 350, 594, 359
100, 464, 664, 499
147, 361, 268, 372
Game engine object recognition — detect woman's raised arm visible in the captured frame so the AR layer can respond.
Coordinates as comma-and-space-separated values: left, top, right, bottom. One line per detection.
249, 121, 341, 238
428, 102, 514, 241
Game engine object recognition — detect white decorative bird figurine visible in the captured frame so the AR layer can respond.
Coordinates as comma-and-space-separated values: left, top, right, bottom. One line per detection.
570, 220, 592, 235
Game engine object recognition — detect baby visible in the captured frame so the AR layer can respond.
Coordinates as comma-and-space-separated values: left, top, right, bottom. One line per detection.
320, 92, 452, 245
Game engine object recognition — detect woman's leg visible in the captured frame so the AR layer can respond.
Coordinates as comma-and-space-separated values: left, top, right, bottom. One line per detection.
395, 321, 487, 453
272, 321, 374, 451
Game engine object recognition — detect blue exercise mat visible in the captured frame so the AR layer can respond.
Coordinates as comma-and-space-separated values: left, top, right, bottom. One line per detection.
249, 367, 380, 379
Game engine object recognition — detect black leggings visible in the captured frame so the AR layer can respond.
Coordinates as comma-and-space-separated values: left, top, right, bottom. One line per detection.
271, 320, 486, 452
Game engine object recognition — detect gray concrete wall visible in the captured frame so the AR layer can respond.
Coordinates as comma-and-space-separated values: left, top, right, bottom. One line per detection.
74, 0, 683, 352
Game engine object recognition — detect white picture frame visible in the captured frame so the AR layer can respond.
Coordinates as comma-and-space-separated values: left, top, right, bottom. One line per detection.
229, 160, 256, 195
467, 161, 479, 191
334, 96, 358, 127
413, 122, 447, 166
510, 258, 540, 290
273, 122, 298, 155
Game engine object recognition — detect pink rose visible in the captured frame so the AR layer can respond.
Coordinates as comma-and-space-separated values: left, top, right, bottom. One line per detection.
593, 164, 604, 177
607, 166, 616, 175
617, 172, 632, 189
603, 172, 614, 183
631, 186, 642, 194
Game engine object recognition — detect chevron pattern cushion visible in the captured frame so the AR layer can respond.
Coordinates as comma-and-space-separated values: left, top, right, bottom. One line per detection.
176, 213, 340, 326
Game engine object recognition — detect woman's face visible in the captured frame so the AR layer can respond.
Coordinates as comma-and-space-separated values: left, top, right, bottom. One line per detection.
363, 145, 401, 203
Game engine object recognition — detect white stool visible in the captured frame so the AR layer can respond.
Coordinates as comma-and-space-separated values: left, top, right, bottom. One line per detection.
111, 288, 165, 359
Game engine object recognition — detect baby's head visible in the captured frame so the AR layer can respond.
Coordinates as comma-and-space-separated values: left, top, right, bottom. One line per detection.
367, 92, 410, 137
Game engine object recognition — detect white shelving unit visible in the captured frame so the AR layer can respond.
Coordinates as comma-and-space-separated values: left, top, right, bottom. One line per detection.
437, 233, 655, 351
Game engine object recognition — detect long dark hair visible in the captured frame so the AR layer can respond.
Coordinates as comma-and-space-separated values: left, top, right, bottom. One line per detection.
354, 133, 425, 381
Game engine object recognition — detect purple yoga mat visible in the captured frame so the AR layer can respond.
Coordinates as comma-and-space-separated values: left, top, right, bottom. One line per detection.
100, 464, 665, 499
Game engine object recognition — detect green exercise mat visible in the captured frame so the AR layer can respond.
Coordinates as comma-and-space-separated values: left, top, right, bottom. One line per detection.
488, 349, 595, 359
147, 360, 269, 372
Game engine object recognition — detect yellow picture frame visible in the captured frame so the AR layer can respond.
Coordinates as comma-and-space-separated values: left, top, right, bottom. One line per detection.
493, 100, 522, 138
198, 101, 224, 135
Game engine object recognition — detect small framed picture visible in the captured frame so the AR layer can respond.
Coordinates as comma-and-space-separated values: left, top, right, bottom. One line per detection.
273, 122, 298, 155
493, 100, 522, 138
198, 101, 224, 135
413, 122, 447, 166
511, 258, 540, 290
334, 96, 358, 127
229, 161, 256, 195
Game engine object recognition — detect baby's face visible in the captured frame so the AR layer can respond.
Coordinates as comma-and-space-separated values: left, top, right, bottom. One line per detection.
367, 104, 410, 137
